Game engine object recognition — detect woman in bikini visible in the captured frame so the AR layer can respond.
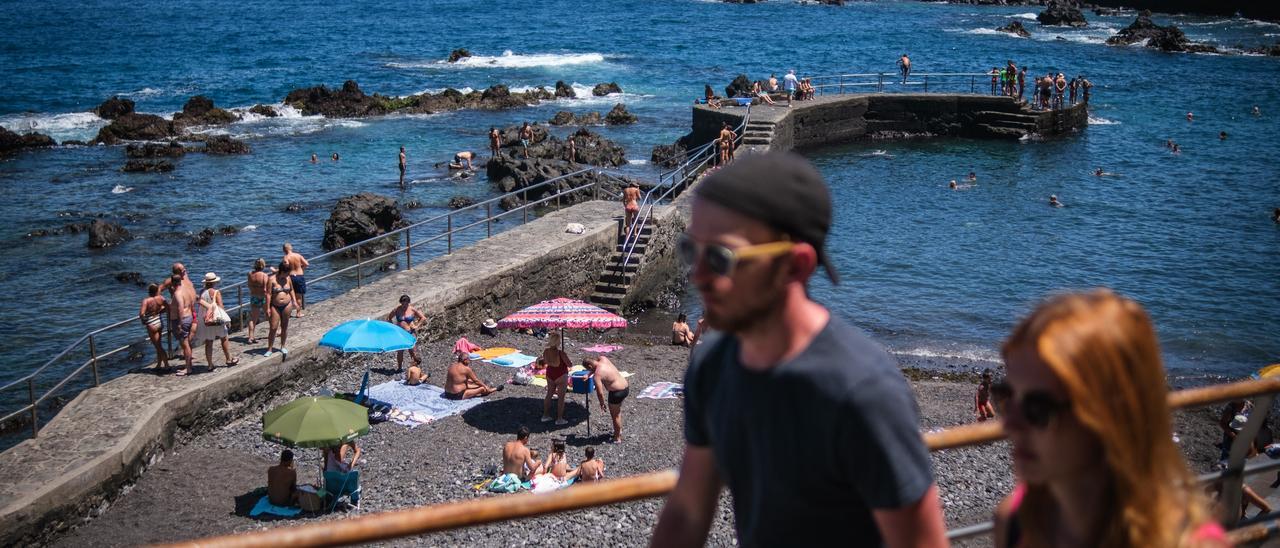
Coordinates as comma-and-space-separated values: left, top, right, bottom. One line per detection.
138, 283, 169, 370
992, 290, 1225, 548
246, 258, 270, 344
387, 294, 423, 371
622, 182, 641, 236
266, 262, 297, 358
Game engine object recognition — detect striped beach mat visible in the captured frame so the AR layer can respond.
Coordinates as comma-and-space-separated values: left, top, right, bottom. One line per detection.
637, 382, 683, 400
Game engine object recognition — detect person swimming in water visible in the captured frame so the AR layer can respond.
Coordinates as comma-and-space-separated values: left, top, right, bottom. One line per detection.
1219, 131, 1228, 140
1094, 168, 1104, 177
1049, 195, 1063, 208
949, 180, 958, 190
1186, 112, 1194, 122
1254, 106, 1262, 117
967, 171, 977, 182
1172, 143, 1181, 154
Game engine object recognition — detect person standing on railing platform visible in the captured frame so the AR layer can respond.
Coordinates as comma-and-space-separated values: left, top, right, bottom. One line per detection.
717, 122, 735, 166
193, 272, 238, 372
652, 153, 948, 548
990, 290, 1227, 548
623, 182, 641, 236
520, 122, 534, 159
489, 126, 502, 159
246, 258, 270, 344
282, 243, 310, 318
898, 53, 911, 84
265, 261, 297, 359
1017, 67, 1027, 102
783, 69, 798, 107
166, 273, 197, 376
139, 283, 169, 371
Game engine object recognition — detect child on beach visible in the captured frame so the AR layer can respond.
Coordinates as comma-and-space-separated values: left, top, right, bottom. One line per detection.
975, 369, 995, 422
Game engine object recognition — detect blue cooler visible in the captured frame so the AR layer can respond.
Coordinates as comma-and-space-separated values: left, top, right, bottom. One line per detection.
570, 370, 595, 394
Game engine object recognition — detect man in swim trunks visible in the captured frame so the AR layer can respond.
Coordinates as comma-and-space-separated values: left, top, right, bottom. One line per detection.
1080, 76, 1092, 104
452, 151, 475, 170
519, 122, 534, 159
166, 273, 196, 375
576, 446, 605, 483
898, 53, 911, 84
398, 146, 406, 186
502, 426, 540, 481
444, 353, 502, 400
584, 355, 629, 443
783, 69, 798, 107
246, 258, 270, 344
489, 126, 502, 158
282, 243, 310, 318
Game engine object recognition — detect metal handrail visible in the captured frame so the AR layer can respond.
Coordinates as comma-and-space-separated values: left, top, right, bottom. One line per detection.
164, 376, 1280, 547
0, 167, 601, 437
806, 71, 993, 95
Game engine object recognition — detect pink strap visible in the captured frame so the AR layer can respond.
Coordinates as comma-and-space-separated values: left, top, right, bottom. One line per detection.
1008, 483, 1027, 512
1192, 521, 1226, 541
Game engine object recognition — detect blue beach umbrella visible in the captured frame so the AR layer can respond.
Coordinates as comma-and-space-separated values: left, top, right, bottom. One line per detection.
319, 319, 416, 353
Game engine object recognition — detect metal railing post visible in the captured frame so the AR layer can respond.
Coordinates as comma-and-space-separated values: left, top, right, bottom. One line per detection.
924, 75, 929, 93
89, 334, 99, 387
971, 75, 975, 94
486, 203, 492, 238
356, 246, 362, 288
28, 378, 38, 437
878, 73, 883, 93
839, 75, 844, 95
405, 228, 412, 270
447, 214, 453, 254
592, 180, 599, 201
1221, 394, 1277, 525
236, 286, 243, 329
555, 190, 561, 210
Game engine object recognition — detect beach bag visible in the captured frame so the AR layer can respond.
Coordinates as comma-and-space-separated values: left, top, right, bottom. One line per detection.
203, 290, 232, 326
297, 485, 325, 512
513, 367, 533, 385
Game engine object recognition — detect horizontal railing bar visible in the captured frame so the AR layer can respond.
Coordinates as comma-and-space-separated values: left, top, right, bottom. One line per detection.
946, 521, 994, 541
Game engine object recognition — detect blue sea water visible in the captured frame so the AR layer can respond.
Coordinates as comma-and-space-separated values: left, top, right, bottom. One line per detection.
0, 0, 1277, 395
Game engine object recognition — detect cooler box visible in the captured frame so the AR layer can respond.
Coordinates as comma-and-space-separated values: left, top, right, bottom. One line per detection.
570, 370, 595, 394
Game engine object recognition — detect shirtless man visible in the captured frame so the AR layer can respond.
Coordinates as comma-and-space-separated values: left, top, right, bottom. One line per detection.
566, 137, 576, 163
310, 153, 318, 163
1080, 76, 1092, 104
406, 362, 428, 385
246, 258, 270, 344
576, 447, 606, 484
451, 151, 475, 170
898, 53, 911, 84
622, 182, 641, 235
519, 122, 534, 159
717, 122, 736, 166
767, 74, 778, 93
502, 426, 540, 480
1017, 67, 1027, 102
398, 146, 407, 186
489, 127, 502, 158
444, 354, 502, 400
584, 355, 629, 443
166, 273, 197, 375
282, 243, 310, 317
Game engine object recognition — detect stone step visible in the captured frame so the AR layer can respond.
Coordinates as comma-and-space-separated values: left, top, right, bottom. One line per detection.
746, 123, 775, 130
600, 272, 635, 285
603, 262, 639, 274
608, 253, 642, 265
974, 110, 1039, 125
590, 292, 624, 306
594, 283, 629, 295
742, 137, 773, 145
616, 242, 648, 253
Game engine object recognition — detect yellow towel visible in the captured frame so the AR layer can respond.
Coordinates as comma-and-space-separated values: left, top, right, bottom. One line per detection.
530, 377, 548, 388
476, 347, 518, 360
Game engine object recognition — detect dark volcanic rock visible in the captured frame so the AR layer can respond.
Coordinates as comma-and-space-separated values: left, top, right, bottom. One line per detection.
1038, 0, 1087, 27
447, 48, 472, 62
484, 156, 622, 209
114, 272, 146, 286
1106, 10, 1218, 52
285, 80, 388, 118
249, 104, 279, 118
651, 134, 692, 168
1246, 43, 1280, 56
203, 135, 251, 155
447, 196, 476, 209
554, 81, 576, 98
591, 82, 622, 96
997, 21, 1032, 37
284, 203, 305, 213
549, 111, 576, 126
497, 124, 550, 147
188, 228, 215, 247
403, 199, 424, 209
172, 95, 238, 131
122, 159, 175, 173
548, 111, 602, 126
93, 113, 175, 145
322, 193, 407, 257
125, 141, 186, 159
495, 126, 625, 167
604, 103, 638, 125
94, 97, 136, 120
87, 220, 130, 248
725, 74, 753, 98
0, 126, 56, 153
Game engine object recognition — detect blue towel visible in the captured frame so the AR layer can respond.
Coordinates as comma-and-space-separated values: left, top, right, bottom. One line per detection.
367, 381, 485, 419
250, 495, 302, 517
488, 353, 537, 368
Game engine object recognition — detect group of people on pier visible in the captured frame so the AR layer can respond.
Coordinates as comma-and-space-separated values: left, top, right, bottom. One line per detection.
990, 59, 1092, 110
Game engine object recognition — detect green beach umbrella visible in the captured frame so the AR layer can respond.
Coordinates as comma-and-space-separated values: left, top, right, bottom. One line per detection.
262, 396, 369, 448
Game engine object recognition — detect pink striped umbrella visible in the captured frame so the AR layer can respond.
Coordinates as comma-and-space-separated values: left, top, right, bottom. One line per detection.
497, 298, 628, 330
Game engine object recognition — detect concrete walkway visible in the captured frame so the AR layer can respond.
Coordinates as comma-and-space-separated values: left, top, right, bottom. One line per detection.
0, 200, 626, 546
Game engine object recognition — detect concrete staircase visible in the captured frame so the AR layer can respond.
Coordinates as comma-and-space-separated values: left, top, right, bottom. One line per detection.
741, 120, 776, 147
589, 218, 654, 314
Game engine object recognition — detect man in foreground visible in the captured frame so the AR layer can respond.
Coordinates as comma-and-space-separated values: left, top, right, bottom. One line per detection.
444, 353, 502, 400
650, 153, 947, 547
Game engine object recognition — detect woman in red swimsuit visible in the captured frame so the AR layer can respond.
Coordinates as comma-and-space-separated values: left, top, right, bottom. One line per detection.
992, 290, 1225, 547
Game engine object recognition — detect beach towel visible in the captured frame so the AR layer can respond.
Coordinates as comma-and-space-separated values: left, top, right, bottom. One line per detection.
638, 382, 684, 399
454, 337, 483, 356
530, 474, 576, 494
487, 353, 537, 368
367, 381, 486, 426
475, 347, 518, 360
249, 495, 302, 517
387, 408, 433, 427
489, 473, 523, 493
581, 344, 624, 353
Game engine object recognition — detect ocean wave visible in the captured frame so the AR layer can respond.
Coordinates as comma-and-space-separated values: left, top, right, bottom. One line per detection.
1087, 115, 1119, 125
401, 86, 477, 98
1012, 12, 1037, 20
228, 103, 304, 123
389, 50, 607, 70
111, 184, 133, 194
0, 111, 107, 142
892, 347, 1001, 364
627, 159, 648, 165
197, 114, 365, 139
123, 87, 165, 98
963, 28, 1028, 38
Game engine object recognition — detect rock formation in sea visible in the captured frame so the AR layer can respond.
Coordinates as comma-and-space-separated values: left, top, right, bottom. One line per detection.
548, 111, 602, 126
0, 126, 57, 154
604, 104, 638, 125
171, 96, 237, 132
554, 81, 576, 98
1038, 0, 1087, 27
485, 126, 632, 209
1106, 10, 1219, 53
591, 82, 623, 96
122, 159, 176, 173
651, 134, 693, 169
996, 21, 1032, 37
203, 135, 251, 155
93, 97, 136, 120
125, 141, 186, 159
86, 220, 130, 249
93, 112, 176, 145
249, 104, 279, 118
725, 75, 753, 98
447, 48, 472, 62
322, 193, 408, 257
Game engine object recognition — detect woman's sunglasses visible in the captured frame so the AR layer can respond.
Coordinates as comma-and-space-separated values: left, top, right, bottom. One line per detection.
677, 234, 793, 277
990, 382, 1071, 429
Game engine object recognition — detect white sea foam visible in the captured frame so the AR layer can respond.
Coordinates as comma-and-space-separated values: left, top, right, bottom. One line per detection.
241, 225, 257, 232
401, 86, 476, 97
123, 87, 165, 98
1012, 12, 1038, 20
627, 159, 648, 165
198, 109, 365, 139
0, 111, 107, 143
1087, 115, 1119, 125
111, 184, 133, 194
893, 347, 1001, 364
964, 28, 1028, 38
388, 51, 607, 70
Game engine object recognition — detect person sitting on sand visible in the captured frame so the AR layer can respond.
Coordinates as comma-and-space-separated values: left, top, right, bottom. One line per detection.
544, 438, 579, 482
576, 447, 605, 483
444, 353, 502, 400
267, 449, 299, 507
388, 295, 423, 371
672, 313, 694, 346
406, 362, 428, 386
975, 369, 995, 422
585, 355, 629, 444
323, 441, 360, 474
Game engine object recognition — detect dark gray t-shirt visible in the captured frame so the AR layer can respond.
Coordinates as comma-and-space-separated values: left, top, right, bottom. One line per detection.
684, 315, 933, 547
